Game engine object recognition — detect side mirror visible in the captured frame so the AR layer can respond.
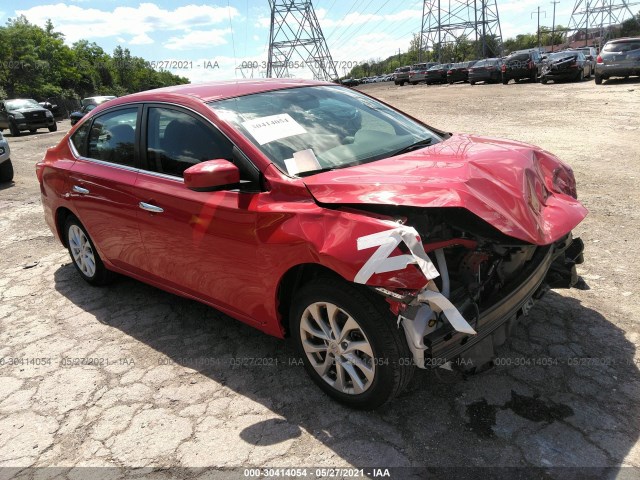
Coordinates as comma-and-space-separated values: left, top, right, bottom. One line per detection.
184, 159, 240, 192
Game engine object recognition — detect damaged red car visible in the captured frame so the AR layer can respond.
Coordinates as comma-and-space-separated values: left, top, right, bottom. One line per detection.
37, 80, 587, 409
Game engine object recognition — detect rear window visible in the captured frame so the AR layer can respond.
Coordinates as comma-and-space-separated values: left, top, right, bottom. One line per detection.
507, 53, 530, 61
603, 41, 640, 52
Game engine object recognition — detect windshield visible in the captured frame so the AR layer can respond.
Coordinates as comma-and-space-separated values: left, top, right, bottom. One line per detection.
5, 99, 40, 110
210, 85, 441, 177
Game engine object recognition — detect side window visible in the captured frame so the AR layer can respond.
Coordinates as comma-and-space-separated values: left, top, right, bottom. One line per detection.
87, 108, 138, 166
146, 107, 233, 177
70, 121, 91, 156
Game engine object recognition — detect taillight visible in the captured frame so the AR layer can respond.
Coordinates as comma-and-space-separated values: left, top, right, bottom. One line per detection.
501, 64, 506, 72
528, 60, 534, 69
447, 70, 452, 74
597, 55, 603, 63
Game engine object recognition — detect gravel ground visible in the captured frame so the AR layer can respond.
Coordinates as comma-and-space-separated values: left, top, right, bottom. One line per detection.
0, 78, 639, 478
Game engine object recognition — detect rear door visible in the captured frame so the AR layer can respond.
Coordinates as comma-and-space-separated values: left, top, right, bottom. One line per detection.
68, 106, 146, 273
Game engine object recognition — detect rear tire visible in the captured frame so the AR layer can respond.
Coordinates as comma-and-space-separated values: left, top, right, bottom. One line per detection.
502, 78, 509, 85
0, 160, 13, 183
578, 70, 584, 81
470, 81, 475, 85
541, 77, 548, 84
29, 129, 37, 133
595, 74, 603, 85
64, 216, 114, 286
290, 277, 414, 409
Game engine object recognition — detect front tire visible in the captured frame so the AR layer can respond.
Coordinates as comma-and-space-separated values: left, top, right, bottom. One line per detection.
0, 160, 13, 183
595, 74, 603, 84
290, 278, 414, 409
48, 123, 58, 132
64, 216, 114, 286
9, 121, 20, 137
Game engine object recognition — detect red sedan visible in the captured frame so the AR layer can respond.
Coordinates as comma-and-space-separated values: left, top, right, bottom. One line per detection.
37, 79, 587, 409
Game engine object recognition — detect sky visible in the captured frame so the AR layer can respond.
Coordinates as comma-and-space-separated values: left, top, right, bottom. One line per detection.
3, 0, 582, 82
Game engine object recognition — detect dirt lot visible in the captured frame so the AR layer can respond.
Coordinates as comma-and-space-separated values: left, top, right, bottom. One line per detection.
1, 78, 639, 478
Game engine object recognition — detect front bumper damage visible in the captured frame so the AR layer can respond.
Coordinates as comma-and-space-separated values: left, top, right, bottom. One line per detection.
383, 234, 584, 372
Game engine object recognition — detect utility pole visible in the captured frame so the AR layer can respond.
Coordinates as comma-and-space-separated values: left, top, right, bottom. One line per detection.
550, 1, 560, 51
531, 7, 547, 48
266, 0, 338, 81
420, 0, 503, 62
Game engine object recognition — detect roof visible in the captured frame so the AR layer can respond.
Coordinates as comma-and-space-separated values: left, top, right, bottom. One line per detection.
119, 78, 330, 104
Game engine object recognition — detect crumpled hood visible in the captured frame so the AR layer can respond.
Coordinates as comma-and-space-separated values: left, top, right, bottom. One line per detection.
303, 134, 587, 245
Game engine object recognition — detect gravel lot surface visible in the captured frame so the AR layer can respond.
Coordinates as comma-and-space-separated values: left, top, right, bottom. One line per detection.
1, 78, 639, 478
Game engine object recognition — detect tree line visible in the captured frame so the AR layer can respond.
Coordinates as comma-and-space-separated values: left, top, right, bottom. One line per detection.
0, 16, 189, 103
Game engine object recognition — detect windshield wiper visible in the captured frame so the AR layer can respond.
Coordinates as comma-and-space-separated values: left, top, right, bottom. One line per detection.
391, 138, 434, 157
297, 166, 337, 177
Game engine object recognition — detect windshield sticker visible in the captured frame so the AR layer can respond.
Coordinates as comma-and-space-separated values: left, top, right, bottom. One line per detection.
284, 149, 321, 175
242, 113, 307, 145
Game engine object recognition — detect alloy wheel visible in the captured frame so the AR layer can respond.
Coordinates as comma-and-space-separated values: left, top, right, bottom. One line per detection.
299, 302, 376, 395
68, 224, 96, 278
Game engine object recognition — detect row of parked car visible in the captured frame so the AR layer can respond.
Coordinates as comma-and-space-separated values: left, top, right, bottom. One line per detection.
391, 37, 640, 86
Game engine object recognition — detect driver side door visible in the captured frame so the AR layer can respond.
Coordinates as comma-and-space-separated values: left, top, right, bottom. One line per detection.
134, 104, 263, 324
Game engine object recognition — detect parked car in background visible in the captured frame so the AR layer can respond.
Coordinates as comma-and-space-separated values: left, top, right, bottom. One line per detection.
341, 78, 360, 87
81, 95, 116, 107
595, 37, 640, 84
425, 63, 452, 84
394, 66, 411, 86
0, 131, 12, 182
541, 50, 591, 83
37, 79, 587, 409
0, 99, 57, 136
69, 96, 117, 126
447, 61, 478, 84
468, 58, 503, 84
575, 46, 598, 72
409, 62, 438, 84
39, 99, 62, 120
502, 49, 544, 84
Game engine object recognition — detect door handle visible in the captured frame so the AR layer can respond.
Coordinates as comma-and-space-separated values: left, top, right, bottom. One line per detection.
72, 185, 89, 194
139, 202, 164, 213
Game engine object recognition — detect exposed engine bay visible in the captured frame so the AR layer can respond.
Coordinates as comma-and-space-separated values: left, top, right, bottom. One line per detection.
355, 205, 585, 372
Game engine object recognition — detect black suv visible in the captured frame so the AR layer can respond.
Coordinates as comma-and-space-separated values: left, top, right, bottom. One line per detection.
0, 99, 57, 136
595, 37, 640, 84
502, 49, 544, 84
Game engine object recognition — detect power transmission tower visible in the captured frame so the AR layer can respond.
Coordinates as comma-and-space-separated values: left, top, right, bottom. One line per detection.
419, 0, 504, 63
266, 0, 339, 81
567, 0, 640, 48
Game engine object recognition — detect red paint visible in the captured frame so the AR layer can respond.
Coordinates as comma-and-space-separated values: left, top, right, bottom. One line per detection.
183, 160, 240, 190
37, 80, 587, 340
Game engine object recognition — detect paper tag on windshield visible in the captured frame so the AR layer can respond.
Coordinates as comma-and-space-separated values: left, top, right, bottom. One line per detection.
284, 149, 321, 176
242, 114, 307, 145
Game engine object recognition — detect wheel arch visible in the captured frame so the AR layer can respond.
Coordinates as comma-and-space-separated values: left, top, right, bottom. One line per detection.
276, 263, 350, 337
55, 207, 76, 248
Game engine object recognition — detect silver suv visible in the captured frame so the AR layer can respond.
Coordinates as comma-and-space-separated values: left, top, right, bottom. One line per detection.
595, 37, 640, 84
